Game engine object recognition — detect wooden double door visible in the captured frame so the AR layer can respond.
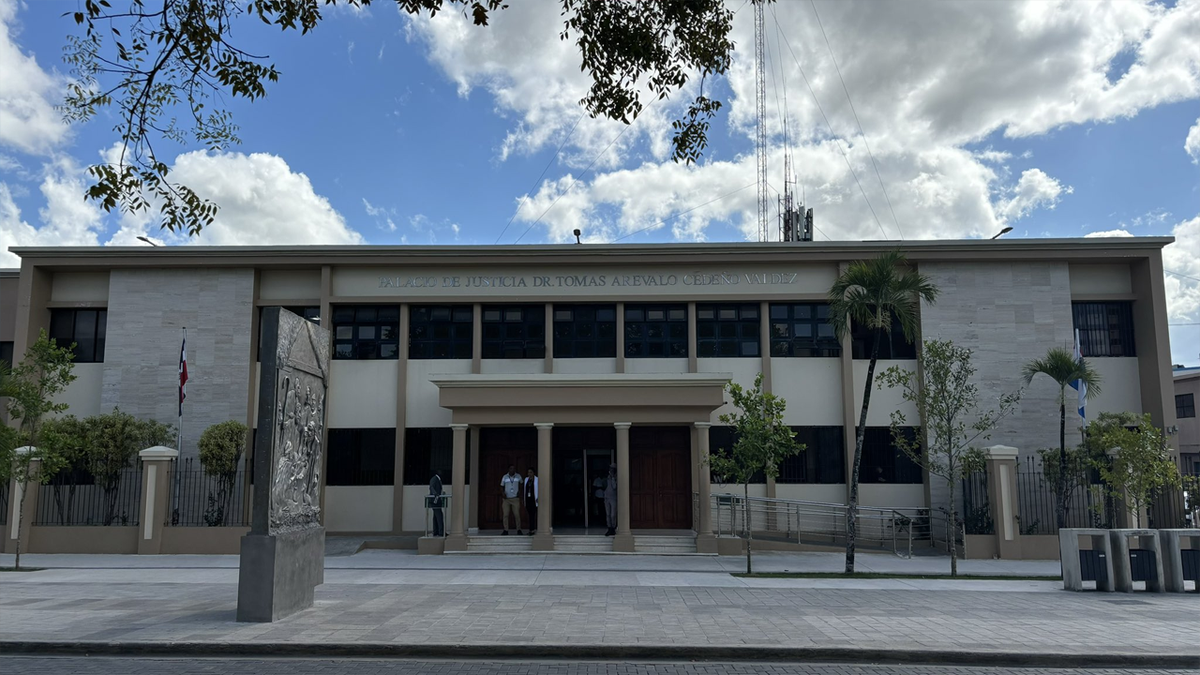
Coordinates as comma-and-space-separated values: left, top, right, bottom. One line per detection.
478, 427, 537, 531
629, 426, 692, 530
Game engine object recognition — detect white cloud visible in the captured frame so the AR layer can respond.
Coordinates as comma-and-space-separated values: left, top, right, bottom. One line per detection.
1187, 117, 1200, 164
1, 157, 106, 265
1083, 228, 1134, 238
0, 0, 69, 155
1163, 215, 1200, 365
363, 197, 397, 232
411, 0, 1197, 243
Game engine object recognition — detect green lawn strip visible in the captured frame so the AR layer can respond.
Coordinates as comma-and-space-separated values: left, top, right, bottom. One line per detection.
734, 572, 1061, 581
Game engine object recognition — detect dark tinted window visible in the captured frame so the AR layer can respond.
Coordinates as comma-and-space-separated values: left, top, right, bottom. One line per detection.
481, 304, 545, 359
553, 304, 616, 358
410, 305, 473, 360
403, 427, 469, 485
850, 313, 917, 360
1073, 302, 1136, 357
1177, 393, 1196, 419
858, 427, 922, 484
778, 426, 846, 483
332, 305, 400, 360
708, 426, 766, 483
624, 303, 687, 358
769, 303, 840, 357
0, 341, 12, 368
326, 428, 396, 486
49, 309, 107, 363
696, 303, 760, 358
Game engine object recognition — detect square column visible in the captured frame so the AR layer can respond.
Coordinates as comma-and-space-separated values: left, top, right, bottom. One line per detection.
444, 423, 469, 551
138, 446, 179, 555
533, 423, 555, 551
613, 423, 634, 552
984, 445, 1020, 559
695, 423, 717, 554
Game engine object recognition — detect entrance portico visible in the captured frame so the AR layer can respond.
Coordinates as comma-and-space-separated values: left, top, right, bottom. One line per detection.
431, 373, 728, 553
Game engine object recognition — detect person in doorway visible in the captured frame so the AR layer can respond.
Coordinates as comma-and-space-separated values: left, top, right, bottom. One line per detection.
592, 472, 606, 522
501, 465, 523, 535
604, 462, 618, 536
429, 467, 444, 537
524, 468, 539, 536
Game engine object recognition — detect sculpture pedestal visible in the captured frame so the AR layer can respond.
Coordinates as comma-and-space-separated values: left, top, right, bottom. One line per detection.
236, 526, 325, 622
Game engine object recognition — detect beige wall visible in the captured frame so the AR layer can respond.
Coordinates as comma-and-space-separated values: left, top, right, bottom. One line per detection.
624, 358, 689, 374
54, 362, 103, 418
853, 359, 918, 427
555, 358, 617, 375
259, 270, 321, 301
1069, 263, 1132, 295
772, 359, 842, 425
0, 274, 17, 342
1088, 358, 1143, 416
859, 484, 926, 508
50, 272, 109, 302
1176, 374, 1199, 455
406, 359, 470, 427
327, 360, 398, 427
481, 359, 545, 374
774, 483, 846, 503
699, 358, 761, 423
325, 485, 393, 532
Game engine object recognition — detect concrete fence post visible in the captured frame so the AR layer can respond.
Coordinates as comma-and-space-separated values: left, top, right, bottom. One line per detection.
137, 446, 178, 555
984, 445, 1021, 559
6, 447, 42, 557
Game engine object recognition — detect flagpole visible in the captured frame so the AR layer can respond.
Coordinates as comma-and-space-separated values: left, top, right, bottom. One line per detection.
173, 327, 186, 525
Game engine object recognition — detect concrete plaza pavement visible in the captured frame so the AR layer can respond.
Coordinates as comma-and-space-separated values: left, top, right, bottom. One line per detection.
1, 549, 1196, 667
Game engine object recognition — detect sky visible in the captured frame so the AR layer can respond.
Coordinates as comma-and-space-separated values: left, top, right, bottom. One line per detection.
0, 0, 1198, 365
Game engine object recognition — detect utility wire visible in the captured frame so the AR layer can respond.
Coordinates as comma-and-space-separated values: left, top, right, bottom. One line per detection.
612, 183, 756, 243
495, 113, 586, 244
808, 0, 903, 240
772, 6, 888, 241
1165, 268, 1200, 283
513, 102, 652, 244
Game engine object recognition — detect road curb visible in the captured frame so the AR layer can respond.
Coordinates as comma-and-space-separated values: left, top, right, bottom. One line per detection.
2, 641, 1197, 668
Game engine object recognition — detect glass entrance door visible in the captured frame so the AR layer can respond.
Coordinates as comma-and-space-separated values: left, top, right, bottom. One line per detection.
550, 427, 616, 532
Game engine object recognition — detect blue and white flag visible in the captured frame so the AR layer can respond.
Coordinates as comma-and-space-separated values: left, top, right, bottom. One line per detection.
1069, 328, 1086, 420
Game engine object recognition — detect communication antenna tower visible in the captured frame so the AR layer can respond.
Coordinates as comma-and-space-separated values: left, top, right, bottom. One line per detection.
753, 0, 769, 242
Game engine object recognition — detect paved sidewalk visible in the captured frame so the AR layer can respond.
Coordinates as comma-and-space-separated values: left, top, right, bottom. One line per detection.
1, 550, 1196, 667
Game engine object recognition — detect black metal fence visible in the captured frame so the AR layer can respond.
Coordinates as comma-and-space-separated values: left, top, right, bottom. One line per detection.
33, 467, 142, 526
1148, 458, 1200, 529
0, 480, 8, 525
167, 458, 250, 527
1015, 455, 1109, 535
961, 469, 993, 535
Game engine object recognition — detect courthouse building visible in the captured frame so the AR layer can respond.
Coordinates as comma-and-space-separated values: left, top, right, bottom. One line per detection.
0, 237, 1179, 553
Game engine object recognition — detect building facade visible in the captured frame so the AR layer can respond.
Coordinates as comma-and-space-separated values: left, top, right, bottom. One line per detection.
0, 238, 1179, 553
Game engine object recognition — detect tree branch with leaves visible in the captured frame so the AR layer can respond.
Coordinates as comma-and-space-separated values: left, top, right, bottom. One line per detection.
877, 339, 1020, 576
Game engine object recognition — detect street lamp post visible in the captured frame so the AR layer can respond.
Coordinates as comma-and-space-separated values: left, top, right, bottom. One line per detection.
990, 227, 1013, 240
136, 236, 159, 246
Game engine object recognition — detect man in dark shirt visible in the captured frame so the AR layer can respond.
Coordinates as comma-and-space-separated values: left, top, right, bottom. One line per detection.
524, 468, 539, 536
429, 468, 444, 537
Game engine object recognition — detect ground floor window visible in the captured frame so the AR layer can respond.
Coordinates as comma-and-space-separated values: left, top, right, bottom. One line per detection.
708, 426, 765, 483
403, 427, 468, 485
778, 426, 846, 483
858, 427, 922, 484
326, 428, 395, 486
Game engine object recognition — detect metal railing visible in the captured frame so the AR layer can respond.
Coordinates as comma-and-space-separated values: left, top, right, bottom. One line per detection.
33, 467, 143, 526
424, 493, 451, 537
167, 458, 251, 527
705, 492, 958, 559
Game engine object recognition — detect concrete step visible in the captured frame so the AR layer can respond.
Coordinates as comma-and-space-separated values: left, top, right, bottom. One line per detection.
633, 535, 697, 554
466, 536, 534, 552
553, 536, 613, 552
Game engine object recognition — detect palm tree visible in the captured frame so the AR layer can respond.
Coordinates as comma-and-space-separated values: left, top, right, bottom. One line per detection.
1022, 347, 1102, 529
829, 250, 939, 574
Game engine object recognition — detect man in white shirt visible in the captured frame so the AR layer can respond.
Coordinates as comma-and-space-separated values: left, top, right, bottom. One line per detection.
500, 465, 523, 535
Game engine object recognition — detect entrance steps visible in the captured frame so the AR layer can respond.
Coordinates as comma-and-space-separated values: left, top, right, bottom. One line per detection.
634, 535, 698, 554
553, 535, 613, 553
464, 535, 533, 553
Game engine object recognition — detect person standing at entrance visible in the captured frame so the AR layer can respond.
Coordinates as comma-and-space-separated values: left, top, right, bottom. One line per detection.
604, 463, 618, 536
429, 468, 444, 537
501, 465, 523, 535
524, 468, 539, 536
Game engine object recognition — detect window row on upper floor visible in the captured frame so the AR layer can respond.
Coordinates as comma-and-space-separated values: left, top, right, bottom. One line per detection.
327, 302, 918, 361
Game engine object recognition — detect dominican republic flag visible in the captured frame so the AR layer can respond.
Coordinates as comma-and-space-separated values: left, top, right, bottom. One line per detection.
1069, 328, 1086, 420
178, 331, 188, 416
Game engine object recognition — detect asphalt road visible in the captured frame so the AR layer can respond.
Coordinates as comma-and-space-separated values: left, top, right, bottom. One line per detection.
0, 658, 1192, 675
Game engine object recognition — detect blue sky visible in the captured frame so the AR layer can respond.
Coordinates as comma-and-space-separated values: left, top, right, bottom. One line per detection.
1, 0, 1198, 363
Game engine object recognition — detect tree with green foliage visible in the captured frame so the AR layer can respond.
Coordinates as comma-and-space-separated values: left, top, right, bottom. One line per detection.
706, 373, 802, 575
1087, 412, 1181, 528
877, 339, 1021, 577
84, 409, 150, 526
4, 331, 77, 569
829, 251, 939, 574
63, 0, 740, 235
1022, 347, 1101, 529
198, 420, 249, 526
39, 416, 91, 525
